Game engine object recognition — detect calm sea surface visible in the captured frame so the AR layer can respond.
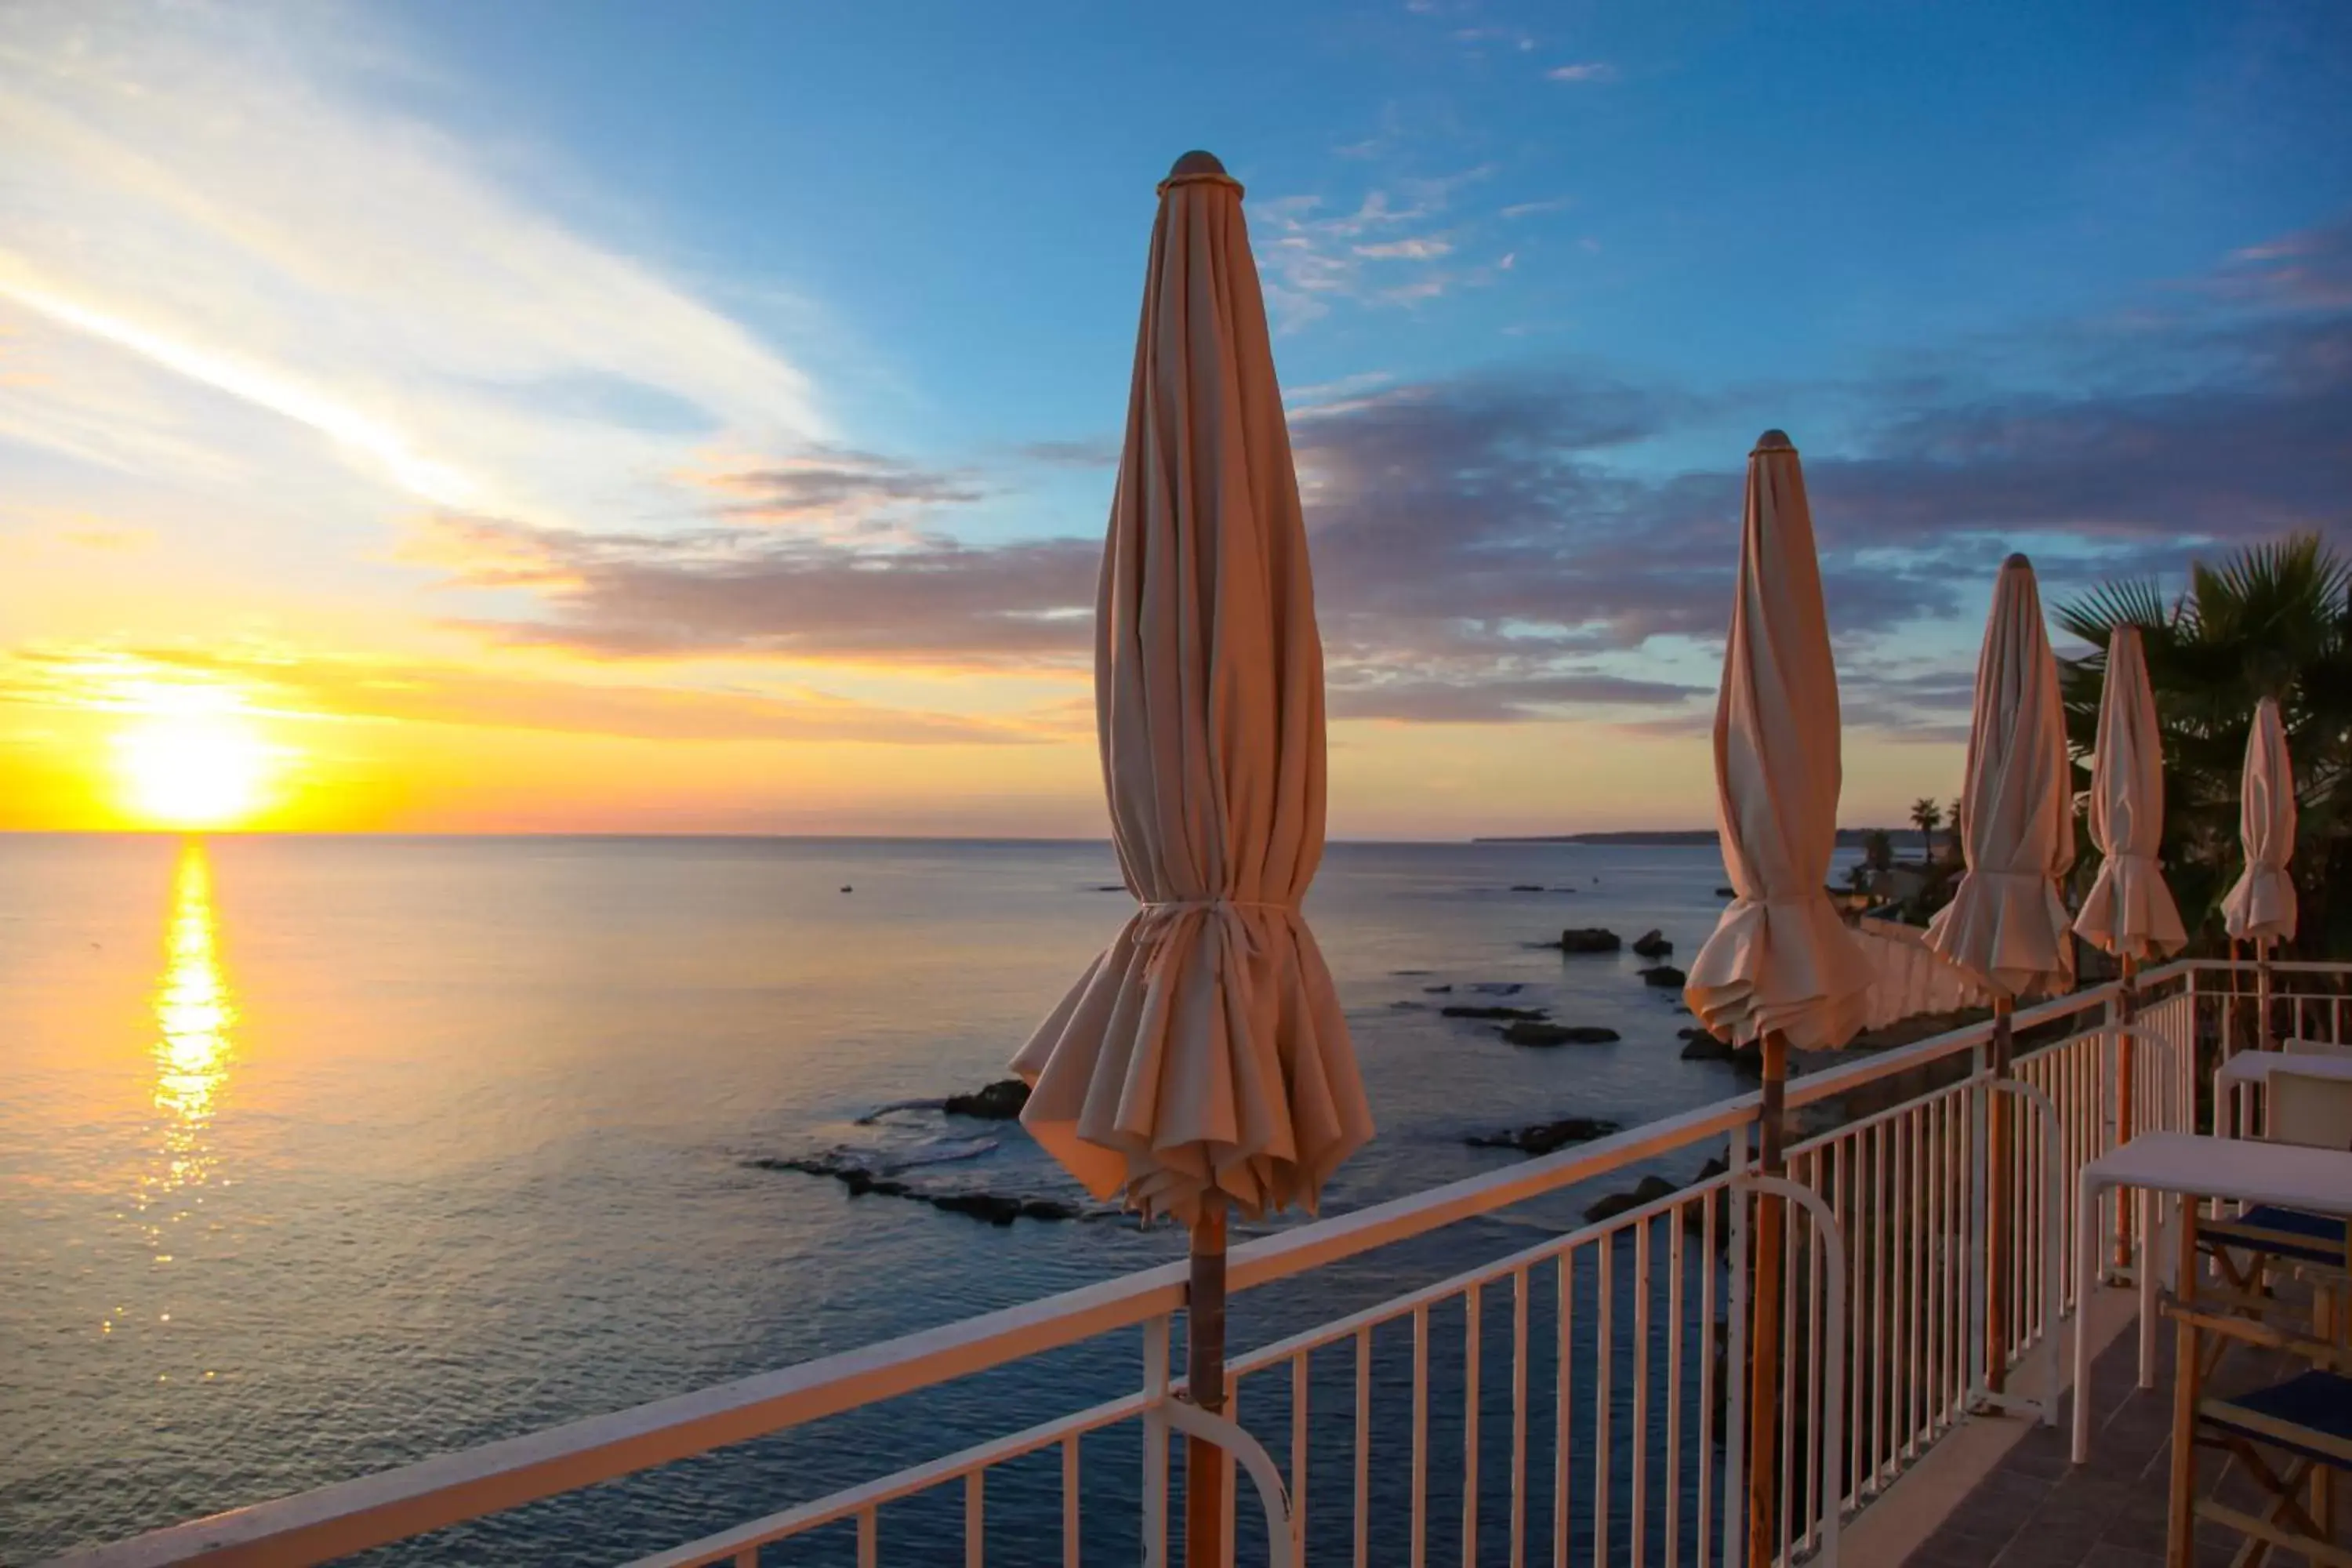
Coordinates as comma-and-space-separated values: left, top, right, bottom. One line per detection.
0, 835, 1845, 1563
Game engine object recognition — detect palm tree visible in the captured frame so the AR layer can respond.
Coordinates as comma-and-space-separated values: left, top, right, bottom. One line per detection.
2055, 532, 2352, 955
1909, 798, 1943, 862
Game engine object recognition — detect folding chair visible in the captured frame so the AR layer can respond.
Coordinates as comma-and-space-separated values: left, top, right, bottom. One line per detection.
2198, 1071, 2352, 1347
2166, 1200, 2352, 1568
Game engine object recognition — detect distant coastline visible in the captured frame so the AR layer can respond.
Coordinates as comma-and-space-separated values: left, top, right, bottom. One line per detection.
1475, 829, 1889, 848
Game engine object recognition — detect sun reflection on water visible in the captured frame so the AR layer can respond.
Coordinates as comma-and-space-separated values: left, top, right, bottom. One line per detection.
145, 842, 235, 1230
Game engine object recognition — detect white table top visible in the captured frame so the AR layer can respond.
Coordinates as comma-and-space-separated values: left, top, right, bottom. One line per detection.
2216, 1050, 2352, 1087
2078, 1131, 2352, 1215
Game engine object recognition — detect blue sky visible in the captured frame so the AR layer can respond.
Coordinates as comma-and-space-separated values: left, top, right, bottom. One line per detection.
1, 0, 2347, 834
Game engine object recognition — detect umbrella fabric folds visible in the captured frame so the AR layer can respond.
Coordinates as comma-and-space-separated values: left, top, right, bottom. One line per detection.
2220, 696, 2296, 946
1684, 431, 1875, 1053
1926, 554, 2077, 1000
2073, 626, 2187, 960
1011, 153, 1370, 1228
1683, 430, 1871, 1568
1853, 917, 1992, 1029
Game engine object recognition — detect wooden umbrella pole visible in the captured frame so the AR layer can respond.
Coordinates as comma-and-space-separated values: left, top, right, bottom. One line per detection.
1185, 1193, 1229, 1568
1986, 995, 2015, 1396
2114, 953, 2138, 1273
1746, 1030, 1788, 1568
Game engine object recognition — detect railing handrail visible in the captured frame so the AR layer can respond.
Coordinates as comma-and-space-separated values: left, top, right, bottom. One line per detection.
35, 956, 2253, 1568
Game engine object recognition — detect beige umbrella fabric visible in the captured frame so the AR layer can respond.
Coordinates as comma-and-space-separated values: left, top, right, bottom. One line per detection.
2220, 696, 2296, 944
1011, 153, 1370, 1228
2073, 626, 2187, 960
1683, 430, 1875, 1053
1926, 554, 2078, 999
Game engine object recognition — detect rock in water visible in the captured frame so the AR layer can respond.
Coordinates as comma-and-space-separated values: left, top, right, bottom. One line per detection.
942, 1079, 1030, 1120
1583, 1174, 1679, 1225
1715, 885, 1736, 897
1466, 1116, 1624, 1156
1442, 1004, 1551, 1021
1639, 964, 1686, 989
1556, 927, 1621, 953
1679, 1029, 1733, 1061
1511, 884, 1544, 892
1632, 929, 1673, 958
1500, 1021, 1621, 1046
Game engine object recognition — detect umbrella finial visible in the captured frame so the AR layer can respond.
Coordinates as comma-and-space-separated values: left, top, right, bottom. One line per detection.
1752, 429, 1795, 452
2003, 551, 2034, 572
1168, 150, 1228, 180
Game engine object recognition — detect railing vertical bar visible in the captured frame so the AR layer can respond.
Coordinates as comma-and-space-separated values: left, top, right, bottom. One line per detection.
1724, 1127, 1751, 1568
734, 1547, 757, 1568
1292, 1352, 1309, 1564
1595, 1232, 1613, 1568
1355, 1326, 1372, 1568
1145, 1314, 1170, 1568
1414, 1303, 1430, 1568
1465, 1281, 1483, 1568
1063, 1434, 1081, 1568
1872, 1116, 1890, 1485
1221, 1380, 1240, 1565
1632, 1218, 1651, 1568
1840, 1134, 1860, 1508
859, 1506, 879, 1568
1803, 1149, 1822, 1546
1512, 1266, 1530, 1568
1779, 1169, 1798, 1563
1555, 1247, 1575, 1568
1969, 1034, 1988, 1404
965, 1469, 984, 1568
1666, 1204, 1685, 1568
1698, 1185, 1718, 1566
1896, 1107, 1915, 1461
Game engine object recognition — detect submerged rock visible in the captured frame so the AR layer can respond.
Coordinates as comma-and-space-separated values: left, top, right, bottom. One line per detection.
1511, 884, 1545, 892
1715, 886, 1737, 897
1500, 1021, 1621, 1047
1422, 983, 1454, 993
1443, 1004, 1550, 1022
1467, 1116, 1624, 1156
1555, 927, 1621, 954
1639, 964, 1686, 989
942, 1080, 1030, 1120
1632, 930, 1673, 959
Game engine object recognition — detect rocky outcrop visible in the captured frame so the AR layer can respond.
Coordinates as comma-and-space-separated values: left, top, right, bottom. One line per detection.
942, 1080, 1030, 1120
1632, 930, 1673, 959
748, 1154, 1083, 1225
1443, 1004, 1549, 1021
1639, 964, 1686, 989
1467, 1116, 1624, 1156
1501, 1022, 1621, 1047
1555, 927, 1621, 953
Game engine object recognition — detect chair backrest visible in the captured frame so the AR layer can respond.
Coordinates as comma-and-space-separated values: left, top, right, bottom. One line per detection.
2265, 1069, 2352, 1153
2284, 1036, 2352, 1059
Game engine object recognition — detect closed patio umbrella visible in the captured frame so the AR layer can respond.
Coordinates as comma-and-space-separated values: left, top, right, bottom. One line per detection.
2074, 625, 2187, 964
2072, 624, 2184, 1267
2220, 696, 2296, 1047
1924, 552, 2074, 1397
1011, 151, 1370, 1568
1683, 430, 1873, 1568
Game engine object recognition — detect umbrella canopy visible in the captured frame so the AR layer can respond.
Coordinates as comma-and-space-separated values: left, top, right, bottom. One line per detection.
1011, 152, 1370, 1226
1925, 554, 2077, 998
2074, 626, 2187, 960
2220, 696, 2297, 944
1684, 430, 1875, 1051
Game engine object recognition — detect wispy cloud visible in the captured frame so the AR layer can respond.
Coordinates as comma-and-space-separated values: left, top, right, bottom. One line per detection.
0, 0, 827, 530
1252, 174, 1503, 326
1355, 237, 1455, 260
1546, 63, 1618, 83
0, 644, 1047, 747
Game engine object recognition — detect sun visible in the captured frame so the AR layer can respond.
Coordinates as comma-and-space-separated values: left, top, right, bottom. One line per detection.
113, 697, 274, 830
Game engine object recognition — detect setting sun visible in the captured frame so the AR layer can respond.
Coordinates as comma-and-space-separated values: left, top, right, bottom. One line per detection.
114, 700, 274, 829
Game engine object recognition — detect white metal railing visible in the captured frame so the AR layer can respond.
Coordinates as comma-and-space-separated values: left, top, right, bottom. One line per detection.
42, 959, 2347, 1568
